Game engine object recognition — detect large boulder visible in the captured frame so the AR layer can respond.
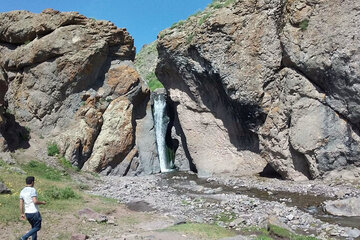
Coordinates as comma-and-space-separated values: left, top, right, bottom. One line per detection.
0, 9, 157, 175
156, 0, 360, 179
323, 198, 360, 217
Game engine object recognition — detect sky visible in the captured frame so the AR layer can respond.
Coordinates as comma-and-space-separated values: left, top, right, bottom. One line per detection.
0, 0, 212, 51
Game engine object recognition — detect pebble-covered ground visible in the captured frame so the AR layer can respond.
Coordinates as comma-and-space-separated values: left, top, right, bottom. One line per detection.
90, 172, 360, 240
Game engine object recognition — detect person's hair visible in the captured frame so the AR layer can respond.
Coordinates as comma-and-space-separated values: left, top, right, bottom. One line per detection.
26, 176, 35, 185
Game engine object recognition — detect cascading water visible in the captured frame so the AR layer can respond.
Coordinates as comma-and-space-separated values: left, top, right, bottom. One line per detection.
153, 89, 174, 172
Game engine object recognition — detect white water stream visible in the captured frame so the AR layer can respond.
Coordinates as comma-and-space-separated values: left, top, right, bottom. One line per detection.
153, 92, 173, 172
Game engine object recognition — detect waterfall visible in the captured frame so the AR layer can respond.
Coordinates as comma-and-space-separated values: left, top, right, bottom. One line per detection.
153, 89, 174, 172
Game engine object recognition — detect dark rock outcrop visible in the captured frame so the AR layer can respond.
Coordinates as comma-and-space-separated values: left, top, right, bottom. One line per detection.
156, 0, 360, 179
0, 9, 157, 175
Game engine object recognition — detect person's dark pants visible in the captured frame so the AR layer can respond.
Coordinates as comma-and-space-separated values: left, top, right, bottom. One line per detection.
22, 212, 41, 240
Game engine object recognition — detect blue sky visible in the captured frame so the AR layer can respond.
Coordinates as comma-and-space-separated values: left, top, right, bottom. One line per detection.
0, 0, 212, 51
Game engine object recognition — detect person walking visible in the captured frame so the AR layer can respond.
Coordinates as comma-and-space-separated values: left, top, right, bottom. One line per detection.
19, 176, 46, 240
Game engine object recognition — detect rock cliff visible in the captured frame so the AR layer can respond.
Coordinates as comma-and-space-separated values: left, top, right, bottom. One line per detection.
156, 0, 360, 179
0, 9, 158, 175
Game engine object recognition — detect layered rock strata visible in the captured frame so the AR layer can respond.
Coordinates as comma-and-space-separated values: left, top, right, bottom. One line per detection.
156, 0, 360, 179
0, 9, 157, 175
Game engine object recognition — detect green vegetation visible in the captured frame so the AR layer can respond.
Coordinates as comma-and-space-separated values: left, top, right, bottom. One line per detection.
0, 160, 79, 223
166, 146, 175, 163
242, 225, 320, 240
59, 156, 76, 170
210, 0, 236, 9
47, 142, 59, 156
170, 20, 185, 29
19, 127, 31, 141
190, 10, 202, 18
43, 186, 80, 200
22, 160, 63, 181
268, 224, 319, 240
299, 19, 309, 31
0, 158, 5, 167
146, 72, 164, 91
215, 212, 236, 223
160, 223, 237, 239
181, 200, 191, 206
186, 33, 195, 44
256, 236, 273, 240
198, 12, 212, 26
158, 31, 166, 39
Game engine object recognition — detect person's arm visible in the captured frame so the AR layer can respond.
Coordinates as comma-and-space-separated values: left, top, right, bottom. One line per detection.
19, 199, 25, 220
32, 196, 46, 205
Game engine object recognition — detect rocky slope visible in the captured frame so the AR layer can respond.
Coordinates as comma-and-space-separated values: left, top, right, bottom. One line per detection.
0, 9, 158, 175
156, 0, 360, 180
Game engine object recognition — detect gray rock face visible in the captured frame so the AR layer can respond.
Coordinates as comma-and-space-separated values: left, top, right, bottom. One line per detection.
0, 181, 11, 194
156, 0, 360, 179
323, 198, 360, 217
0, 9, 157, 175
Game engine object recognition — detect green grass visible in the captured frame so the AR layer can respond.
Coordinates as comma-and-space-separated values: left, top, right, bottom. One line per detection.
22, 160, 63, 181
43, 186, 80, 200
170, 20, 185, 29
268, 224, 319, 240
160, 223, 237, 239
186, 33, 195, 44
190, 11, 202, 18
146, 72, 164, 91
299, 19, 309, 31
210, 0, 236, 9
0, 162, 84, 223
47, 142, 59, 156
241, 225, 320, 240
215, 212, 236, 223
199, 12, 212, 26
256, 236, 273, 240
58, 156, 77, 171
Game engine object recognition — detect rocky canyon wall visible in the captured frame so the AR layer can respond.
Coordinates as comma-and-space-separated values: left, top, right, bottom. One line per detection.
156, 0, 360, 179
0, 9, 158, 175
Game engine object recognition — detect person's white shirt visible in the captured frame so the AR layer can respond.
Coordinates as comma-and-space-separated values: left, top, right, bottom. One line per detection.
19, 186, 39, 214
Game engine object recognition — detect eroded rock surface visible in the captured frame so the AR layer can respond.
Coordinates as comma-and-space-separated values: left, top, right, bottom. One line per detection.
156, 0, 360, 179
0, 9, 157, 174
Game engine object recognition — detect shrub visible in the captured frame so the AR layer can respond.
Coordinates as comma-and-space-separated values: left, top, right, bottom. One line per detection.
59, 156, 73, 170
43, 186, 80, 200
47, 142, 59, 156
299, 19, 309, 31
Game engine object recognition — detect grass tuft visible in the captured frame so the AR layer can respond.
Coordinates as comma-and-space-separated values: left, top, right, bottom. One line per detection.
43, 186, 80, 200
160, 223, 237, 239
199, 12, 212, 26
299, 19, 309, 31
47, 142, 59, 156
